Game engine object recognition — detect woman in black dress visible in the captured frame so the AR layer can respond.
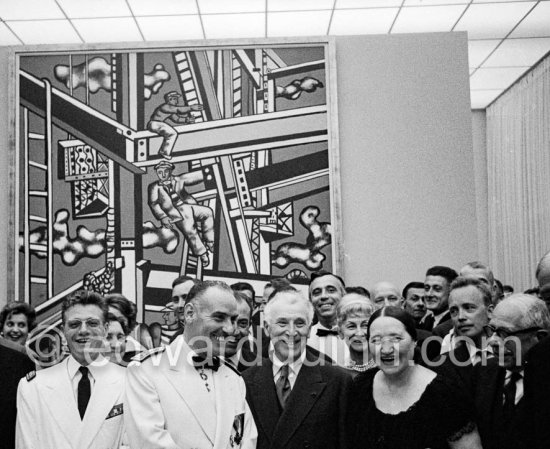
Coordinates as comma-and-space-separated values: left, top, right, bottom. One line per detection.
352, 306, 483, 449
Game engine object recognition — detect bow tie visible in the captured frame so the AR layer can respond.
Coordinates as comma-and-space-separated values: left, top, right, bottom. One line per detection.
192, 355, 221, 371
316, 328, 339, 337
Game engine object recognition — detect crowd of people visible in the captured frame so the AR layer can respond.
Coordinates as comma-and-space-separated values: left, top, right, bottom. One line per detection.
1, 253, 550, 448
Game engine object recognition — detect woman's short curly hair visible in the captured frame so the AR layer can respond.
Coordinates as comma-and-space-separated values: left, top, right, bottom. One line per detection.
0, 302, 37, 331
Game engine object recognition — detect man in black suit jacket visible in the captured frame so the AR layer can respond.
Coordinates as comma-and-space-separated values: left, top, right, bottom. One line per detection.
472, 294, 550, 449
0, 344, 34, 449
419, 265, 458, 331
522, 334, 550, 449
433, 277, 494, 388
243, 290, 352, 449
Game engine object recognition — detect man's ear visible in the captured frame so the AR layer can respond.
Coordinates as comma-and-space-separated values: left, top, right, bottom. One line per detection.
184, 303, 196, 323
487, 304, 494, 317
263, 320, 270, 337
535, 329, 548, 341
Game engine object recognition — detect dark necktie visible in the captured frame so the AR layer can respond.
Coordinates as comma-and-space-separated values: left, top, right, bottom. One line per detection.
192, 355, 221, 371
317, 327, 339, 337
77, 366, 91, 420
503, 371, 522, 422
276, 365, 291, 409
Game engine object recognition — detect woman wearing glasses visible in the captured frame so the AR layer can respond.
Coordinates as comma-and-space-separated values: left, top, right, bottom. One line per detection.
351, 306, 483, 449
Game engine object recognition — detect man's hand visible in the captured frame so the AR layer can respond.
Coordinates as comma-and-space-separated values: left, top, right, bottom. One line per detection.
161, 217, 173, 229
191, 104, 204, 111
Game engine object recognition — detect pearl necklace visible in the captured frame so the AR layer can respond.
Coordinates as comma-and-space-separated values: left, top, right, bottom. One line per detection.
349, 359, 377, 372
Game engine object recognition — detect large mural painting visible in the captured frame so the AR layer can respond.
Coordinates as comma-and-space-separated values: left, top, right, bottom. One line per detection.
14, 42, 339, 331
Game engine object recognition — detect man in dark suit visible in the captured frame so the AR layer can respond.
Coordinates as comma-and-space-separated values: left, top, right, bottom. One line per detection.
225, 290, 260, 372
523, 334, 550, 449
472, 293, 550, 449
243, 289, 352, 449
0, 344, 34, 449
433, 276, 493, 389
419, 265, 458, 332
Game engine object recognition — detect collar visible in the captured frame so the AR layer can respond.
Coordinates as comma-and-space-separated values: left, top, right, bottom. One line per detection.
314, 322, 338, 331
269, 342, 307, 376
224, 350, 241, 368
420, 310, 434, 323
505, 369, 524, 382
182, 337, 221, 367
67, 354, 107, 380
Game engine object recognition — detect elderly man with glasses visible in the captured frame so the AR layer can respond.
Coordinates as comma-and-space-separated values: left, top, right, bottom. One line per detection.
472, 293, 550, 449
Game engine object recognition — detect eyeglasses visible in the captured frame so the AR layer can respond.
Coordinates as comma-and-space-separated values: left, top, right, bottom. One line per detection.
484, 324, 540, 339
66, 319, 103, 330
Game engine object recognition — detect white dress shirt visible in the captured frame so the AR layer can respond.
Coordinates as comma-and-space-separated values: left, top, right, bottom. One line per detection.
270, 346, 306, 389
504, 369, 524, 405
67, 355, 98, 401
307, 322, 348, 366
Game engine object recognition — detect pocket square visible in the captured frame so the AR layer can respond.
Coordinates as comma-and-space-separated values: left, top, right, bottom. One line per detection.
106, 403, 123, 419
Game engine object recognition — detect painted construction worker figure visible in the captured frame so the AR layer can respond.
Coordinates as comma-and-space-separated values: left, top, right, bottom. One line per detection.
148, 161, 214, 266
147, 91, 204, 160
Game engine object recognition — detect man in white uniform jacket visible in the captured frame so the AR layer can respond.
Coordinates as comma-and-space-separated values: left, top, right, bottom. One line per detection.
16, 290, 126, 449
125, 280, 257, 449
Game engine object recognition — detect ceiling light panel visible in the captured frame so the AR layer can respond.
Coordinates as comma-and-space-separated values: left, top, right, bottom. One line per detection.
198, 0, 265, 14
8, 19, 81, 44
470, 89, 503, 109
268, 0, 334, 11
268, 10, 332, 37
454, 2, 537, 39
0, 23, 22, 45
202, 13, 265, 38
72, 18, 143, 43
510, 1, 550, 38
0, 0, 64, 20
330, 8, 398, 35
472, 0, 537, 3
128, 0, 198, 16
392, 5, 467, 34
483, 37, 550, 67
469, 66, 529, 90
405, 0, 469, 5
137, 16, 203, 41
468, 39, 501, 68
335, 0, 402, 7
56, 0, 131, 18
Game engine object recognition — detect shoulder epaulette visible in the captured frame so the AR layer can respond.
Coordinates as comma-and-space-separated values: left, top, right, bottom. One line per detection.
131, 346, 166, 363
26, 370, 36, 382
220, 359, 241, 376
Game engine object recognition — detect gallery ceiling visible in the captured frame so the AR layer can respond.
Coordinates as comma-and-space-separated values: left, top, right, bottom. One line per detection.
0, 0, 549, 109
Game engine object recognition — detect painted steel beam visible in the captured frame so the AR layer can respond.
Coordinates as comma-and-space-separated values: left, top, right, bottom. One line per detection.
20, 70, 143, 175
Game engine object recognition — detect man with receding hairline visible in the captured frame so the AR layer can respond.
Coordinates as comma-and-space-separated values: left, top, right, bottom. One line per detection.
307, 271, 348, 366
472, 294, 550, 449
372, 281, 403, 310
125, 280, 257, 449
243, 289, 352, 449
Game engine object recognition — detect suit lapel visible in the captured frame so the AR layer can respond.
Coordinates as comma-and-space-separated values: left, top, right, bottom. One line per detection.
249, 360, 280, 445
454, 344, 472, 364
239, 340, 259, 371
162, 343, 216, 444
273, 362, 326, 448
77, 363, 122, 449
42, 359, 82, 446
